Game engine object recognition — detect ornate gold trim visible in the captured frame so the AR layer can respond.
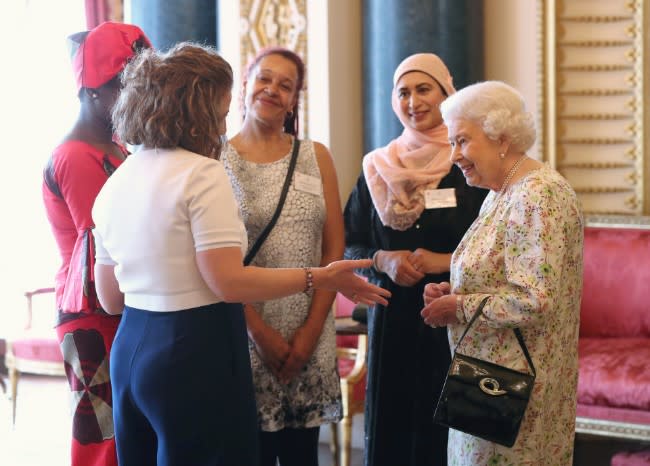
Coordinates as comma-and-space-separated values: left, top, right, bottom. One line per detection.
585, 214, 650, 228
558, 89, 632, 96
535, 0, 545, 160
557, 148, 638, 161
558, 40, 633, 47
560, 15, 633, 22
585, 209, 641, 216
558, 138, 633, 144
559, 65, 633, 71
645, 0, 650, 212
576, 417, 650, 440
559, 114, 631, 120
541, 0, 646, 215
573, 187, 634, 194
558, 162, 632, 168
542, 0, 557, 168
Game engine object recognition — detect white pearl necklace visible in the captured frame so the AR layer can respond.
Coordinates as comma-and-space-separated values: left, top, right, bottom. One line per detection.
499, 156, 527, 194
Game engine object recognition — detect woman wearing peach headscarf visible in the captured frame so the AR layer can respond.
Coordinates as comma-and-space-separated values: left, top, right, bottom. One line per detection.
343, 53, 487, 466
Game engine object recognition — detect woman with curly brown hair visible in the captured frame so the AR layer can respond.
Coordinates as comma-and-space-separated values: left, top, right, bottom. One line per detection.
91, 42, 389, 466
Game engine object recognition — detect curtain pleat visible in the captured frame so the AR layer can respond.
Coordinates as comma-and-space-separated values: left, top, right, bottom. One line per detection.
85, 0, 123, 29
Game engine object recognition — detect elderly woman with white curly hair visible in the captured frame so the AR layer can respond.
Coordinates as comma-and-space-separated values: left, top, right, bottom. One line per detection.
420, 80, 583, 465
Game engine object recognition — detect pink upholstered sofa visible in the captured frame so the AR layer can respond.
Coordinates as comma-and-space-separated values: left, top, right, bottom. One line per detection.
576, 216, 650, 441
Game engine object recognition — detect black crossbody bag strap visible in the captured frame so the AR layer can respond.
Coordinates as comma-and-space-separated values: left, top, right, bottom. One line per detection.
243, 138, 300, 266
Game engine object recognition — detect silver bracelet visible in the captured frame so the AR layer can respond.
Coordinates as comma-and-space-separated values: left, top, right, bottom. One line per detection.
303, 267, 313, 293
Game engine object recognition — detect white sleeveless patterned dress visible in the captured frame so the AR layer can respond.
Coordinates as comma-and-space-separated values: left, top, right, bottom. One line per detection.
222, 139, 342, 431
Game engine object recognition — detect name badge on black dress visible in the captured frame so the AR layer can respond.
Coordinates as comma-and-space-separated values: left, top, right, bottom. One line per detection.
424, 188, 457, 209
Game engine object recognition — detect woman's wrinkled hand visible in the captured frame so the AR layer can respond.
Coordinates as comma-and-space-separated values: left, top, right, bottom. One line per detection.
423, 281, 451, 305
420, 283, 459, 328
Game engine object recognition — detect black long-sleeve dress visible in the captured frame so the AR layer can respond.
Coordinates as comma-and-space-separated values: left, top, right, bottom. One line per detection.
343, 165, 487, 466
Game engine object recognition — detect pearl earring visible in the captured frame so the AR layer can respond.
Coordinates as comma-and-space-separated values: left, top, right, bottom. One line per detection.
499, 152, 505, 159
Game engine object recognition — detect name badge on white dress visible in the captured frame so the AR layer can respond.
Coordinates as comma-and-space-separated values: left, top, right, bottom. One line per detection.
294, 172, 321, 195
424, 188, 457, 209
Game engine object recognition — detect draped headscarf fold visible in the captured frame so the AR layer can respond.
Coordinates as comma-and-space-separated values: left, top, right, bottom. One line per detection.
363, 53, 456, 231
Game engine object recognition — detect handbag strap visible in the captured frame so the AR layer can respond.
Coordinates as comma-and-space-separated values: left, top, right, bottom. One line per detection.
455, 296, 537, 377
243, 138, 300, 266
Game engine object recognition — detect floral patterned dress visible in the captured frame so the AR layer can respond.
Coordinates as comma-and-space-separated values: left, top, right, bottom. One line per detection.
448, 165, 583, 465
222, 139, 342, 431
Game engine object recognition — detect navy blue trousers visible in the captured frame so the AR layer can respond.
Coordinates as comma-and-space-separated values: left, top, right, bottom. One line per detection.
110, 303, 258, 466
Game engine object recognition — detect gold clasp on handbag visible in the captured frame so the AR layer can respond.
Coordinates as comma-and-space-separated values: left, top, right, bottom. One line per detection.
479, 377, 507, 396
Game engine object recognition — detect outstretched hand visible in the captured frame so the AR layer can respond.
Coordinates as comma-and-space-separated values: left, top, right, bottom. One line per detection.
321, 259, 391, 305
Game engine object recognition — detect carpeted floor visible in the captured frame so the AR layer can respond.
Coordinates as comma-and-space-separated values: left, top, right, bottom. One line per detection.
0, 373, 70, 466
1, 373, 647, 466
0, 373, 362, 466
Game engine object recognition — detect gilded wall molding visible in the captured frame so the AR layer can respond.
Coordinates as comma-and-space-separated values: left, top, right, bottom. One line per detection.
540, 0, 647, 216
239, 0, 308, 135
576, 416, 650, 440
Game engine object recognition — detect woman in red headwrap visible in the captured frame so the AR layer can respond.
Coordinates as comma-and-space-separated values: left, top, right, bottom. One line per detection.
41, 21, 151, 466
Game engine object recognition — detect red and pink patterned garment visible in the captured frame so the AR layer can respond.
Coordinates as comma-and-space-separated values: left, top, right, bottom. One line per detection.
42, 140, 124, 466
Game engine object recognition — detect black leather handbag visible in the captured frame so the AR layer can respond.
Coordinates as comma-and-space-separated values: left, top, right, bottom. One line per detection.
433, 297, 536, 447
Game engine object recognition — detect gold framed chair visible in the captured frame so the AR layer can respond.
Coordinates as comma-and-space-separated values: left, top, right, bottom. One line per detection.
5, 287, 66, 426
330, 293, 368, 466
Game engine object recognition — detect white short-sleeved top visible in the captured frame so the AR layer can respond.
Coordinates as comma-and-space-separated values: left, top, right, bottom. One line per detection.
92, 147, 248, 312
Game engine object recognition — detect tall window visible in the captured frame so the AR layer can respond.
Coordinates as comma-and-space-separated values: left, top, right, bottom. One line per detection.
0, 1, 85, 332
